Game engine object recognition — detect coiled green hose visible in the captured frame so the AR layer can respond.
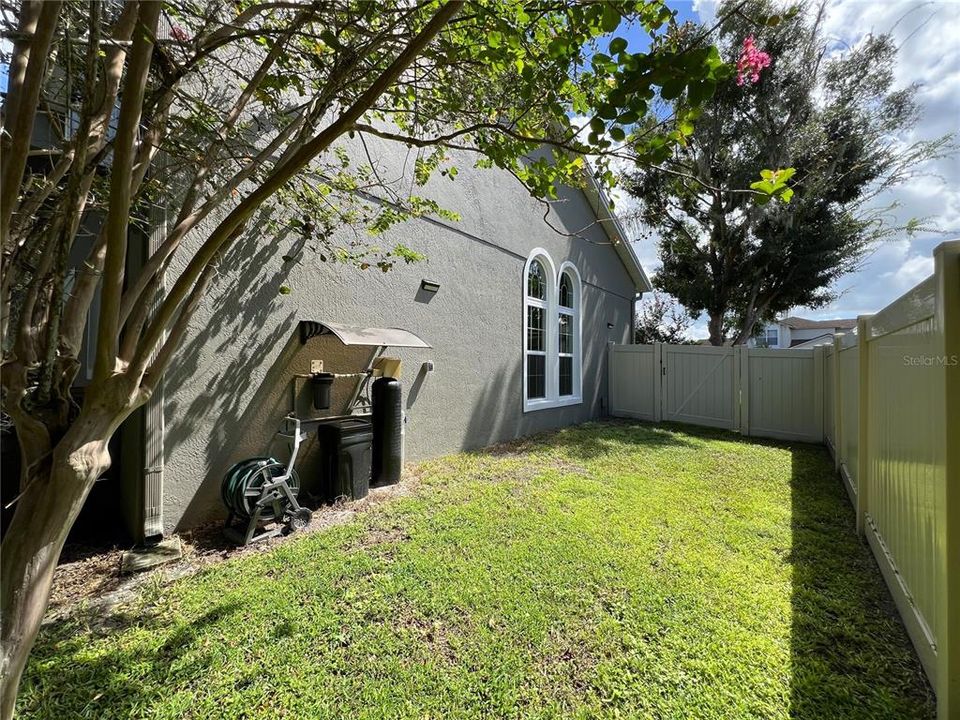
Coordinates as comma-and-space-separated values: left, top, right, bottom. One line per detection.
221, 457, 300, 520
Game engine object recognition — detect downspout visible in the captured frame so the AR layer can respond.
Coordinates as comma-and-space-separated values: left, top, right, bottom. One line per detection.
121, 200, 166, 543
141, 201, 167, 540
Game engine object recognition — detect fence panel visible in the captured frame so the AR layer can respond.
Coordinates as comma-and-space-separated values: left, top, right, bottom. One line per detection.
837, 340, 859, 500
744, 348, 821, 442
824, 345, 835, 449
608, 344, 657, 420
661, 345, 737, 429
861, 273, 944, 691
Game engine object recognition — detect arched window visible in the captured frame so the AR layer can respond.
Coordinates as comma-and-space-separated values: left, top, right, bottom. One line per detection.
523, 250, 582, 411
557, 263, 582, 401
523, 252, 554, 406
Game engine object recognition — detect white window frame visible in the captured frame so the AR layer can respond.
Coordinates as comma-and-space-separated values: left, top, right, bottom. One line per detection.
557, 261, 583, 405
522, 250, 583, 412
757, 326, 778, 348
523, 249, 556, 412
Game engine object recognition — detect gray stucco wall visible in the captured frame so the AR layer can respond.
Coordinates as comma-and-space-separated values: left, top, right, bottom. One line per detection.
159, 139, 637, 533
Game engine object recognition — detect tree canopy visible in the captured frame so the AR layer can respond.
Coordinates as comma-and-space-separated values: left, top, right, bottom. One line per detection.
634, 291, 694, 344
625, 0, 953, 345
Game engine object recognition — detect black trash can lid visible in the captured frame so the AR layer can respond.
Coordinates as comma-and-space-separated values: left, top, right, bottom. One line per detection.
315, 416, 372, 440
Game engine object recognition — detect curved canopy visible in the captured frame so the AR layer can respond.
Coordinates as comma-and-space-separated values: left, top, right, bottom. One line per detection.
298, 320, 431, 348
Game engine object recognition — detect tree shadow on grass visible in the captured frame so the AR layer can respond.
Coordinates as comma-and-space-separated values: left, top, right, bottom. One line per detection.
18, 602, 242, 719
788, 447, 935, 719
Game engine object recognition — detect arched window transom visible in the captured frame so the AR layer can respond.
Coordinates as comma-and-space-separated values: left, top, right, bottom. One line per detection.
527, 260, 546, 301
558, 271, 576, 397
559, 273, 573, 309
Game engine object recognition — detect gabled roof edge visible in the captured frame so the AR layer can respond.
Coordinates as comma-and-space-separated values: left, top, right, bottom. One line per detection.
581, 167, 653, 294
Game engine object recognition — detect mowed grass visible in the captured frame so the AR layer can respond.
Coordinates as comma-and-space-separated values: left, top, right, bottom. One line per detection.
20, 422, 934, 719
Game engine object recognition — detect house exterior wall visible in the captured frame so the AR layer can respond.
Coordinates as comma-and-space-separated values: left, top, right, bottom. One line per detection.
158, 140, 638, 533
779, 324, 791, 348
748, 322, 851, 349
747, 322, 790, 348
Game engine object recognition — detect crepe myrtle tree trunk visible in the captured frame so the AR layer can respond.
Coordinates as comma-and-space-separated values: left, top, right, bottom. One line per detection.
0, 3, 462, 714
0, 376, 144, 720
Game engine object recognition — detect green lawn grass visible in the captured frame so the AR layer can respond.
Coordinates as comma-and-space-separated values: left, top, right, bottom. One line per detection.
20, 421, 934, 719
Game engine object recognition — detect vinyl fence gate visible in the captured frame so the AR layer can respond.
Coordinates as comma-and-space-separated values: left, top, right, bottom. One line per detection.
607, 343, 823, 443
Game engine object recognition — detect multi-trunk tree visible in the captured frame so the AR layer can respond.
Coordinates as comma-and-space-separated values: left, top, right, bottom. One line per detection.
626, 0, 953, 346
0, 1, 739, 713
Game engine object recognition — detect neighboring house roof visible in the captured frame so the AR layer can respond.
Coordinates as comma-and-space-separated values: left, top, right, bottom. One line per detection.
582, 168, 653, 294
790, 333, 835, 348
780, 316, 858, 330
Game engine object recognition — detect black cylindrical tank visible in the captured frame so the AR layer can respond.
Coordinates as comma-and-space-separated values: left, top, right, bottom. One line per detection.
371, 376, 402, 487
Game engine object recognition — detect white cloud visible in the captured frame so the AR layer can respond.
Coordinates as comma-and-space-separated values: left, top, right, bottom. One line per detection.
885, 252, 935, 288
813, 1, 960, 316
692, 0, 718, 23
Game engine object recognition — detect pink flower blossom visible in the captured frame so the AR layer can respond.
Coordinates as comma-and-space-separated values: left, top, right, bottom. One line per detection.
736, 35, 771, 86
170, 24, 191, 43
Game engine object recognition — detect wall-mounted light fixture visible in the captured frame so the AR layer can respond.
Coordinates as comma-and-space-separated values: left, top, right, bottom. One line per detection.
607, 322, 615, 329
420, 279, 440, 294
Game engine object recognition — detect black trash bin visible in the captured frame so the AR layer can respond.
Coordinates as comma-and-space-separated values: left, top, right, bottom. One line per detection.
316, 417, 372, 501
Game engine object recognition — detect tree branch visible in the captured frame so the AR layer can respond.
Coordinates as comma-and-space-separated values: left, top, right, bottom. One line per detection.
130, 0, 463, 379
93, 0, 162, 381
117, 101, 316, 329
0, 1, 62, 250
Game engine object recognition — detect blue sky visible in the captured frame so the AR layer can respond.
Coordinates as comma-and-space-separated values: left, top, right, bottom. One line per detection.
622, 1, 960, 336
608, 2, 702, 54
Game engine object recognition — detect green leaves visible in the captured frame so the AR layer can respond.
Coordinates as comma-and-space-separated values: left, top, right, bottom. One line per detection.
661, 78, 686, 101
753, 5, 801, 27
597, 103, 619, 120
319, 29, 339, 48
601, 4, 621, 33
270, 0, 740, 223
686, 79, 716, 106
609, 37, 628, 55
750, 168, 797, 204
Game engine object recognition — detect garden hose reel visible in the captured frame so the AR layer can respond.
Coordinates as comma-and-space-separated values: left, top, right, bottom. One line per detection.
222, 416, 312, 545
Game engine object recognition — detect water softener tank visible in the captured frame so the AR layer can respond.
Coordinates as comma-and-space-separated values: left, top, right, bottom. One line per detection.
371, 377, 402, 487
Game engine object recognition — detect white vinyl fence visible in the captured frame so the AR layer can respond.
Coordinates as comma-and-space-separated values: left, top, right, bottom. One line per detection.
607, 344, 657, 421
609, 240, 959, 719
661, 344, 738, 429
608, 344, 824, 443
